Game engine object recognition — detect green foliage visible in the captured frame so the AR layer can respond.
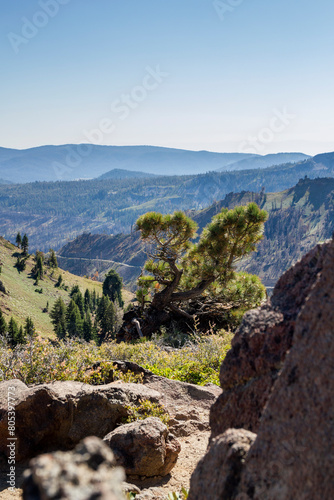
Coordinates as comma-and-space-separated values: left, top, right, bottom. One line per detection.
135, 204, 267, 330
103, 269, 124, 307
15, 256, 26, 273
55, 274, 63, 287
15, 232, 22, 248
123, 399, 170, 426
0, 334, 232, 386
24, 317, 35, 337
32, 251, 44, 280
166, 489, 189, 500
50, 297, 67, 338
21, 233, 29, 255
48, 248, 58, 268
0, 310, 7, 336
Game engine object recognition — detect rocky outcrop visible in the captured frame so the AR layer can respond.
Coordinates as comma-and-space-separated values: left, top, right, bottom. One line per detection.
0, 380, 160, 461
211, 241, 328, 438
188, 429, 256, 500
190, 239, 334, 499
236, 239, 334, 499
22, 436, 126, 500
104, 417, 181, 477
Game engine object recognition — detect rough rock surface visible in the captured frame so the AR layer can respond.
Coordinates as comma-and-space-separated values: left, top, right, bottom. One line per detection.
189, 240, 334, 500
104, 417, 181, 477
236, 239, 334, 499
188, 429, 256, 500
0, 380, 160, 461
22, 436, 125, 500
211, 242, 328, 438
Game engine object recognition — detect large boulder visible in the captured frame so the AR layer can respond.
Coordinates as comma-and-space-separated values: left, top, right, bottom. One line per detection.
0, 380, 160, 461
22, 436, 125, 500
236, 239, 334, 499
189, 239, 334, 499
104, 417, 181, 477
188, 428, 256, 500
210, 241, 329, 438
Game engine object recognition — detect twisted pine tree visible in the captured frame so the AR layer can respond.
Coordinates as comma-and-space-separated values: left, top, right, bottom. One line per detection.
119, 203, 268, 340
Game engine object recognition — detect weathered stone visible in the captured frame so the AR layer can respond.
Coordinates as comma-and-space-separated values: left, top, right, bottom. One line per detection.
104, 417, 181, 477
211, 242, 329, 438
0, 380, 160, 461
188, 429, 256, 500
22, 436, 125, 500
237, 240, 334, 499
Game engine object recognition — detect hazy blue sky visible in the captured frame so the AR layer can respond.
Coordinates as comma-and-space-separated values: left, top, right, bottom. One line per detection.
1, 0, 334, 154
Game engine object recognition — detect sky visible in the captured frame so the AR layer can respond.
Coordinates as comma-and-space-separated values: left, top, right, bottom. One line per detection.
1, 0, 334, 155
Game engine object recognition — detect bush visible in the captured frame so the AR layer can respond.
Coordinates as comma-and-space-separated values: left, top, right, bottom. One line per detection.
0, 333, 232, 387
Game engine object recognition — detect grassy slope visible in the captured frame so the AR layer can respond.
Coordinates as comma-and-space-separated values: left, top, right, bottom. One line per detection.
0, 237, 133, 337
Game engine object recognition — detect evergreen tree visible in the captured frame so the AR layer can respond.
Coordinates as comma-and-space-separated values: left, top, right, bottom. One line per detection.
92, 289, 97, 310
66, 300, 83, 338
98, 299, 116, 343
72, 291, 85, 318
84, 289, 92, 312
49, 248, 58, 268
50, 297, 67, 335
70, 285, 80, 297
33, 251, 44, 280
16, 325, 26, 345
55, 274, 63, 287
21, 234, 29, 255
83, 311, 93, 342
24, 317, 35, 337
130, 204, 268, 337
103, 270, 124, 307
0, 310, 7, 336
7, 317, 19, 347
15, 232, 22, 248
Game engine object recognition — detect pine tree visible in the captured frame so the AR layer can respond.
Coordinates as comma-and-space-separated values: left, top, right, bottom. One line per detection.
103, 270, 124, 307
66, 300, 83, 338
33, 251, 44, 280
16, 325, 26, 345
24, 317, 35, 337
55, 274, 63, 288
50, 297, 67, 335
21, 234, 29, 255
83, 311, 93, 342
0, 310, 7, 336
15, 232, 22, 248
72, 291, 85, 318
49, 248, 58, 268
7, 317, 19, 347
84, 289, 92, 312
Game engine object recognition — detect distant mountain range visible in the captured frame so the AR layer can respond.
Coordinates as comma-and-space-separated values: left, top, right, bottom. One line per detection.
0, 151, 333, 251
98, 168, 157, 180
0, 145, 309, 183
216, 152, 309, 171
58, 177, 334, 290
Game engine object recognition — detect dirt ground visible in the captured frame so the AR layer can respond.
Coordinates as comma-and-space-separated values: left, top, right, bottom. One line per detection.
0, 429, 209, 499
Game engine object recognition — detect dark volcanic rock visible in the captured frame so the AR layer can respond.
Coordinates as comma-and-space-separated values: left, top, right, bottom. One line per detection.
210, 242, 328, 438
190, 240, 334, 500
104, 417, 181, 477
0, 380, 160, 461
22, 436, 125, 500
188, 428, 256, 500
237, 240, 334, 499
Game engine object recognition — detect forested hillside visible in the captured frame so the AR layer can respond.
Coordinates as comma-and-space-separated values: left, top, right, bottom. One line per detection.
58, 177, 334, 289
0, 152, 333, 251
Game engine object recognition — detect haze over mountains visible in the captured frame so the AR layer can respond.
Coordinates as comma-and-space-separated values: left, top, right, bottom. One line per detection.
0, 145, 308, 183
0, 150, 333, 253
